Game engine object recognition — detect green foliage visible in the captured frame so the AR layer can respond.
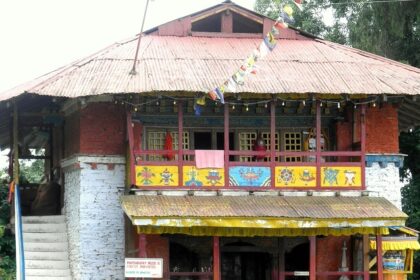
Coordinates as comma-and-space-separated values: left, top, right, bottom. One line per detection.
400, 127, 420, 280
0, 171, 15, 279
254, 0, 420, 67
19, 159, 45, 184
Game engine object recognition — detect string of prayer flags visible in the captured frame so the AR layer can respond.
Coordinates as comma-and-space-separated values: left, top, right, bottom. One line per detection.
198, 0, 304, 115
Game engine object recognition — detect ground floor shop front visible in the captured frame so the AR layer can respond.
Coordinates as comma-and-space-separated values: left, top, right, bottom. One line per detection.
122, 194, 418, 280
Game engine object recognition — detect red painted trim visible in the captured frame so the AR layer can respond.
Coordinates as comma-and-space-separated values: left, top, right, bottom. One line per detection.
376, 234, 383, 280
309, 236, 316, 280
224, 104, 230, 188
126, 111, 136, 186
270, 101, 276, 188
138, 233, 147, 258
178, 102, 183, 187
361, 104, 366, 190
213, 236, 220, 280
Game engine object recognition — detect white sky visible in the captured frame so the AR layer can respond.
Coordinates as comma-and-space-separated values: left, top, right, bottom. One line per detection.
0, 0, 255, 93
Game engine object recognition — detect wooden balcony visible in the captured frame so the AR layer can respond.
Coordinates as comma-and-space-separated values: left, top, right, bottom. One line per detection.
127, 101, 367, 191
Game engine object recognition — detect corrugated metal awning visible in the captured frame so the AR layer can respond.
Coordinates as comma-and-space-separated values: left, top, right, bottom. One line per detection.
121, 195, 407, 237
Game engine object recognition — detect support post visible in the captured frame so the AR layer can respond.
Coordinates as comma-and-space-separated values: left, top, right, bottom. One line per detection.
213, 236, 221, 280
224, 104, 230, 187
138, 233, 147, 258
376, 234, 383, 280
361, 104, 366, 189
178, 101, 183, 186
363, 235, 370, 280
309, 236, 316, 280
13, 102, 19, 185
126, 111, 136, 187
316, 101, 321, 189
278, 238, 285, 280
270, 101, 276, 188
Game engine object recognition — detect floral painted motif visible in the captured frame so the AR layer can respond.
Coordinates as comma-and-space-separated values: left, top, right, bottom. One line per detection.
137, 167, 155, 185
160, 168, 174, 185
206, 169, 222, 186
323, 167, 339, 185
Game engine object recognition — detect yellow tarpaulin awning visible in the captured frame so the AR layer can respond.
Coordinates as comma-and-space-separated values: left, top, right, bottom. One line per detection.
370, 240, 420, 250
121, 195, 408, 237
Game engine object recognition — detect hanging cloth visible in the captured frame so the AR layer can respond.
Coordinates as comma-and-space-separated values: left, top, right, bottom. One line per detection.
163, 132, 174, 160
253, 133, 267, 161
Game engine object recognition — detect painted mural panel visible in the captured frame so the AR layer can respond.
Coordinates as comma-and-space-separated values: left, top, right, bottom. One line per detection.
275, 166, 317, 187
182, 166, 224, 187
321, 166, 362, 187
229, 166, 271, 187
135, 166, 178, 187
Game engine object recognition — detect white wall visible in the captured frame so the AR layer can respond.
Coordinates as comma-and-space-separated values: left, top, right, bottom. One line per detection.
63, 155, 126, 280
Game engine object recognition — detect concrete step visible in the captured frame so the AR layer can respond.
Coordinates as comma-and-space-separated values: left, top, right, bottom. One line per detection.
24, 242, 68, 252
26, 260, 69, 270
23, 232, 68, 243
26, 276, 72, 280
22, 215, 65, 224
23, 223, 66, 233
25, 268, 71, 277
25, 251, 69, 261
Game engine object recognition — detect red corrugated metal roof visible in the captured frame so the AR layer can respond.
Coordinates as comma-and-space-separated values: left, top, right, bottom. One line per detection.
1, 34, 419, 101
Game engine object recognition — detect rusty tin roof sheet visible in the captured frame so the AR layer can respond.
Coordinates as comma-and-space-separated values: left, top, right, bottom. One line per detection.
121, 195, 407, 220
1, 35, 420, 101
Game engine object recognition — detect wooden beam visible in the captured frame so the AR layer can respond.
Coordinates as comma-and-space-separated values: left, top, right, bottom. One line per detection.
13, 102, 19, 184
363, 235, 370, 280
376, 235, 383, 280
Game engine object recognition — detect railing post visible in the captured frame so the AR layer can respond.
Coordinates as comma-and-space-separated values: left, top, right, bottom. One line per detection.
361, 104, 366, 189
178, 101, 183, 186
224, 104, 230, 188
316, 100, 322, 189
270, 100, 276, 188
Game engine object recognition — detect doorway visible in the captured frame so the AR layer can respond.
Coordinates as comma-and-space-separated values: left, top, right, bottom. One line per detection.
221, 241, 272, 280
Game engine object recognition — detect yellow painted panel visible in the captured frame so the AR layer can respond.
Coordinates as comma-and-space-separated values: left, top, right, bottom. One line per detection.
275, 166, 317, 187
135, 166, 178, 187
183, 166, 224, 187
321, 166, 362, 187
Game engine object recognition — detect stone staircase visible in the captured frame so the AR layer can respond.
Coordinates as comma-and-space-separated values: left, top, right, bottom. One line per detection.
22, 215, 72, 280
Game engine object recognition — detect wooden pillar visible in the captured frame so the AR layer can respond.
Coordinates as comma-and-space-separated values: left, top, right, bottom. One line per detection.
278, 238, 285, 280
213, 236, 221, 280
270, 101, 276, 188
13, 102, 19, 184
361, 104, 366, 189
138, 233, 147, 258
316, 101, 321, 189
224, 104, 230, 187
309, 236, 316, 280
126, 111, 136, 186
376, 234, 383, 280
363, 235, 370, 280
178, 101, 183, 186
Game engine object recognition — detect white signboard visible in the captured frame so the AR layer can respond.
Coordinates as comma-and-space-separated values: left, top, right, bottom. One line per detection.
125, 258, 163, 278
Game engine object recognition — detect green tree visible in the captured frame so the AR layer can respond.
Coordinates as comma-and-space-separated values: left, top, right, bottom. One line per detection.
400, 127, 420, 279
254, 0, 420, 67
0, 168, 15, 280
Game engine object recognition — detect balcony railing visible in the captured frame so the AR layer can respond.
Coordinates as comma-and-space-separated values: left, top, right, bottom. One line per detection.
127, 101, 366, 190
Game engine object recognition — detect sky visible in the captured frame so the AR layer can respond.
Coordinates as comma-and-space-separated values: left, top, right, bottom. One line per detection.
0, 0, 255, 93
0, 0, 256, 168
